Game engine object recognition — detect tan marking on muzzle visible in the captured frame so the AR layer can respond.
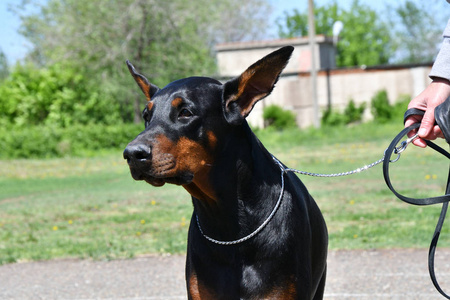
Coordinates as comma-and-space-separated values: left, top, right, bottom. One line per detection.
154, 134, 216, 203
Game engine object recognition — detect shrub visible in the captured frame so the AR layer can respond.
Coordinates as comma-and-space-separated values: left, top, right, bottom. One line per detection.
370, 90, 411, 123
321, 108, 347, 126
263, 104, 297, 129
0, 123, 144, 158
344, 99, 366, 123
0, 63, 121, 128
371, 90, 391, 123
322, 99, 366, 126
392, 94, 411, 121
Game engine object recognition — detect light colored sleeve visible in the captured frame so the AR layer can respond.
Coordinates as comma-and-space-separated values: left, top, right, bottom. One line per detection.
429, 19, 450, 81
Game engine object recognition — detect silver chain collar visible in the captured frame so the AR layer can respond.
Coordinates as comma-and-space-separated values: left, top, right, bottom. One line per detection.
195, 157, 286, 246
196, 133, 419, 245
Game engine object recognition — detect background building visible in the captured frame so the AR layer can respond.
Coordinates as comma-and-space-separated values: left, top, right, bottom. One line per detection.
216, 37, 432, 128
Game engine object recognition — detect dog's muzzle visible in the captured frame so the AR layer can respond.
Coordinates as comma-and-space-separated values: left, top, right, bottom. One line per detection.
123, 143, 192, 186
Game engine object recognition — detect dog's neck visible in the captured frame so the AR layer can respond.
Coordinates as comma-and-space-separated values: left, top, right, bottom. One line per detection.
187, 123, 282, 243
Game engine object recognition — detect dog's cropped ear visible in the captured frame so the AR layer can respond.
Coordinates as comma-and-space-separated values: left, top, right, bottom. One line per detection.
222, 46, 294, 125
126, 60, 159, 102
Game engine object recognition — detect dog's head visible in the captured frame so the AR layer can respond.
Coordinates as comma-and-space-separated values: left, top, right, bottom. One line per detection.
123, 46, 293, 191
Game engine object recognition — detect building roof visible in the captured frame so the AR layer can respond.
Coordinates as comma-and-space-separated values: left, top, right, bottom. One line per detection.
215, 35, 332, 52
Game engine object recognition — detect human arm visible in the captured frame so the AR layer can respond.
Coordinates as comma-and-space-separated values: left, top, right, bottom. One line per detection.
405, 19, 450, 147
405, 79, 450, 147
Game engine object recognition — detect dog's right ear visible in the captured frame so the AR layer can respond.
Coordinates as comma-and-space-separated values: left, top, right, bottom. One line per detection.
126, 60, 159, 102
222, 46, 294, 125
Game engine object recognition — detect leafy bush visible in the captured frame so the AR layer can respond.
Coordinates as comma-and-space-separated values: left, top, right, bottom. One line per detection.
322, 99, 366, 126
0, 123, 143, 158
0, 63, 121, 128
345, 100, 366, 123
263, 105, 297, 129
371, 90, 410, 123
371, 90, 391, 123
321, 109, 347, 126
391, 94, 411, 120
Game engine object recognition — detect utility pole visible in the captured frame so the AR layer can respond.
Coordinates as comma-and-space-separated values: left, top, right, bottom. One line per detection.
308, 0, 319, 128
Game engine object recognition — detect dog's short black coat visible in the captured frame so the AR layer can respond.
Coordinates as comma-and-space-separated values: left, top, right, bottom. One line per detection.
123, 46, 328, 300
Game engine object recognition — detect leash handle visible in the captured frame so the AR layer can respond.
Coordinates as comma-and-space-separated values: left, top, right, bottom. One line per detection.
383, 124, 450, 205
429, 202, 449, 299
383, 123, 450, 299
429, 162, 450, 299
403, 108, 426, 124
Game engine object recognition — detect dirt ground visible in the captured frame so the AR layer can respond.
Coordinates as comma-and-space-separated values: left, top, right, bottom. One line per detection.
1, 249, 450, 299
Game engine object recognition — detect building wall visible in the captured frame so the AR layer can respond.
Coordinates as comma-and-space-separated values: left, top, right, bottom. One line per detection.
217, 39, 432, 128
247, 66, 432, 128
216, 36, 335, 77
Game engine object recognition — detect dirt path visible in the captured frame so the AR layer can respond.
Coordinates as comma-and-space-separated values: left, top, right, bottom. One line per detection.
1, 249, 450, 299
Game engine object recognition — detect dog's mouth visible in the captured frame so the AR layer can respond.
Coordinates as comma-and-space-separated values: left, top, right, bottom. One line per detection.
127, 154, 194, 187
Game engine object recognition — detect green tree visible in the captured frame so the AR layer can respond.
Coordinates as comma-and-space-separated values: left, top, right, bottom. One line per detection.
337, 1, 392, 66
0, 63, 119, 127
277, 0, 393, 67
0, 49, 8, 82
277, 4, 338, 38
14, 0, 271, 123
277, 8, 308, 38
388, 0, 444, 63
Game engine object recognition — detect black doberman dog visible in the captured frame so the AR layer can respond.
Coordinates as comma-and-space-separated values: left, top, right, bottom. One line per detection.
123, 46, 328, 300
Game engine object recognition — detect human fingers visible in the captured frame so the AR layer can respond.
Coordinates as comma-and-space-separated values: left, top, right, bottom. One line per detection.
418, 108, 436, 139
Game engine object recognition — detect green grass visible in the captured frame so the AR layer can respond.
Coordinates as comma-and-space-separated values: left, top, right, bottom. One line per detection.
260, 123, 450, 250
1, 121, 450, 264
0, 156, 190, 264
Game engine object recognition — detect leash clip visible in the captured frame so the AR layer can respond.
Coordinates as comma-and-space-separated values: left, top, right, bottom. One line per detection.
390, 133, 420, 162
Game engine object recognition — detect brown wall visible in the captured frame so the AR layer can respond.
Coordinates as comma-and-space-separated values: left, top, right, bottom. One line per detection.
246, 65, 432, 128
216, 39, 432, 128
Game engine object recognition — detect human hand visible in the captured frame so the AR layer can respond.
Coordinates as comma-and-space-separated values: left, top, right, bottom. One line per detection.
404, 78, 450, 147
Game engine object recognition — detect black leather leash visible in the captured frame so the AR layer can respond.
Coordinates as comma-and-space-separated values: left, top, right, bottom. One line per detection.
383, 110, 450, 299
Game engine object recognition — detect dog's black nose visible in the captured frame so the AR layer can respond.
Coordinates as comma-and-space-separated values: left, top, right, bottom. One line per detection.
123, 144, 152, 163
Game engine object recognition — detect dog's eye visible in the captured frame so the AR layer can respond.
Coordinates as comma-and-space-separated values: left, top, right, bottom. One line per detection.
142, 110, 148, 119
142, 108, 152, 127
178, 108, 193, 119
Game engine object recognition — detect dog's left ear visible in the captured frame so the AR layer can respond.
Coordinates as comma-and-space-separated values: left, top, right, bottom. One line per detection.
222, 46, 294, 125
126, 60, 160, 102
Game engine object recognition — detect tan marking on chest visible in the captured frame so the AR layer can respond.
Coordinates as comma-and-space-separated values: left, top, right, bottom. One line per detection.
188, 273, 216, 299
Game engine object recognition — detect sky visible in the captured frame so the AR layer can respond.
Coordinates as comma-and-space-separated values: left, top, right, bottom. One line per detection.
0, 1, 30, 64
0, 0, 448, 65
